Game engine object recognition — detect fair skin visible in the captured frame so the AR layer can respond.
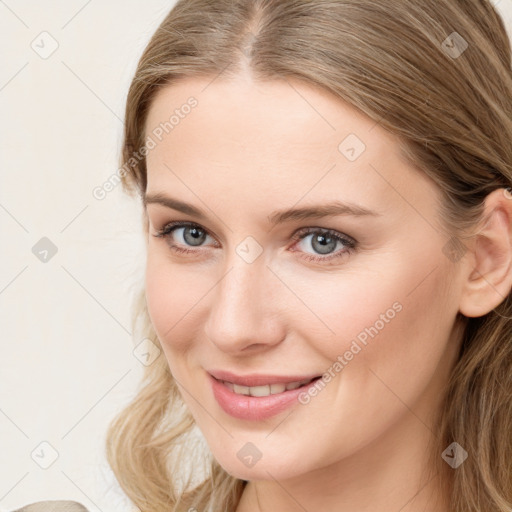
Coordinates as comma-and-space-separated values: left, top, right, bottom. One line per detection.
142, 74, 512, 512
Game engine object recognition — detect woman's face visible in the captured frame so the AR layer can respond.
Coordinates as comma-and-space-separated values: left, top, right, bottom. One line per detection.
143, 76, 466, 481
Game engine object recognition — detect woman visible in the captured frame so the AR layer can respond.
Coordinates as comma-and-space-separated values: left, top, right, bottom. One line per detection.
19, 0, 512, 511
106, 0, 512, 511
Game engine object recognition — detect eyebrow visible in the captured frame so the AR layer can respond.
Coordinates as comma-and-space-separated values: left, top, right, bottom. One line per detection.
143, 192, 380, 225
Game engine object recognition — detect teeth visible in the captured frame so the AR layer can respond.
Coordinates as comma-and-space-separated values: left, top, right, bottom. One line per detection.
226, 378, 314, 397
233, 384, 250, 395
249, 385, 271, 397
270, 383, 286, 394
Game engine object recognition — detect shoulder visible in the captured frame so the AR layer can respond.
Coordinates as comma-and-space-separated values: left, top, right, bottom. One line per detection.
10, 501, 90, 512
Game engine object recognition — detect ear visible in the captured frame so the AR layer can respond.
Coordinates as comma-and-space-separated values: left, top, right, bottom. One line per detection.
458, 188, 512, 318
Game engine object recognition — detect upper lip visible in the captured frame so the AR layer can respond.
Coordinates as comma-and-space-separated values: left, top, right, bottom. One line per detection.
208, 369, 321, 387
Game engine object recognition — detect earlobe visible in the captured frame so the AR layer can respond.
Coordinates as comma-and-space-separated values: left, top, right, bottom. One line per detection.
458, 188, 512, 318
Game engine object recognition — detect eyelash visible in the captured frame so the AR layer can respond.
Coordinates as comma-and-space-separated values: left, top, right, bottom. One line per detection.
152, 220, 357, 264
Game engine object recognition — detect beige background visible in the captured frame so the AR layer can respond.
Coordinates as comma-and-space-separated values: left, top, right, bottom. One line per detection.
1, 1, 511, 510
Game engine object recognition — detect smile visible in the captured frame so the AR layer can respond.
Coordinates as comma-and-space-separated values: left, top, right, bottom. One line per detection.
209, 372, 323, 420
221, 377, 318, 397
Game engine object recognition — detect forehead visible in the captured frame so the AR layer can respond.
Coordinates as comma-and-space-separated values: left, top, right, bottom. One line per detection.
144, 76, 439, 218
145, 75, 400, 160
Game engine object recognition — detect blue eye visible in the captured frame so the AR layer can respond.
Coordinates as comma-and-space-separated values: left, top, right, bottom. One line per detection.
153, 221, 215, 255
290, 227, 357, 263
152, 221, 357, 263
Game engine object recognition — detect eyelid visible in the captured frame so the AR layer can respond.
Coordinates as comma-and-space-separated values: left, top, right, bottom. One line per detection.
153, 220, 219, 246
291, 226, 356, 245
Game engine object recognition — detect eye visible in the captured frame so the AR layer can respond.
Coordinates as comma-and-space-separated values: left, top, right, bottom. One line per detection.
290, 227, 357, 263
152, 221, 357, 264
152, 221, 217, 255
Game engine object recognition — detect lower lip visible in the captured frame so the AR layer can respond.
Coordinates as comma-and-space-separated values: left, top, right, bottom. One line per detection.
209, 374, 320, 421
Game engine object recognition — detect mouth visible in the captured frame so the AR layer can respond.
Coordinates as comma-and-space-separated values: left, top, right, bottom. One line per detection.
208, 371, 324, 421
211, 375, 322, 397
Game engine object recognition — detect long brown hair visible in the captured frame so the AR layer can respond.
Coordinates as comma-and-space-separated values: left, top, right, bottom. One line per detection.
105, 1, 512, 510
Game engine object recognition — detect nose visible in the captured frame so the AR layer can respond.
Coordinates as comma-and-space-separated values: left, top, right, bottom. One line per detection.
204, 255, 286, 354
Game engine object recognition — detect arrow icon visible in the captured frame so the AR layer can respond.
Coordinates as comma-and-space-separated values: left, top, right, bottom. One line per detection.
441, 32, 467, 59
338, 134, 365, 161
31, 440, 59, 468
441, 441, 468, 468
237, 441, 262, 467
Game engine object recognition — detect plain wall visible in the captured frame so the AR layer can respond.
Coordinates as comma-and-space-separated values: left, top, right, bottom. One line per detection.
1, 1, 511, 510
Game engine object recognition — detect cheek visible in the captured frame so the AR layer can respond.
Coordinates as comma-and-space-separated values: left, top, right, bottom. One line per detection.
145, 252, 171, 339
145, 251, 195, 352
286, 252, 455, 378
338, 275, 456, 426
145, 248, 220, 359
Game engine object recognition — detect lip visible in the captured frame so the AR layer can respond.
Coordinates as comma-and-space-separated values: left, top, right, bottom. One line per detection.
208, 369, 321, 387
208, 372, 322, 421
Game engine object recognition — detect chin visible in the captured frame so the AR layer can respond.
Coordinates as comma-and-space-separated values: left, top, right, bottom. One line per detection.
213, 450, 306, 481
